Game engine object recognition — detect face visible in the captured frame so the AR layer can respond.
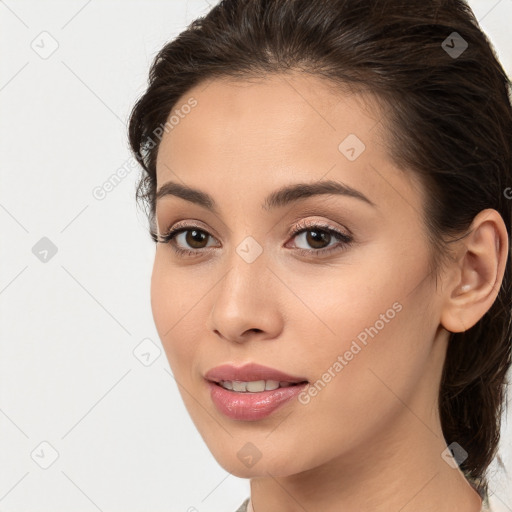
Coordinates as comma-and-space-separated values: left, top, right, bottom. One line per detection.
151, 73, 447, 478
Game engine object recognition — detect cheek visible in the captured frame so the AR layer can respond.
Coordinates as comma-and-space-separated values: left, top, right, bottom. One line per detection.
150, 252, 206, 374
299, 232, 428, 353
286, 260, 407, 370
296, 248, 436, 426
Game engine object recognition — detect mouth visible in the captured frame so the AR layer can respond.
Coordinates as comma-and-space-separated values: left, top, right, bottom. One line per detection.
204, 362, 308, 387
206, 379, 309, 421
203, 363, 309, 421
211, 379, 308, 392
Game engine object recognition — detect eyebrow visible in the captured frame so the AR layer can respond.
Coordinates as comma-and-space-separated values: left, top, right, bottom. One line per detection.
155, 179, 376, 213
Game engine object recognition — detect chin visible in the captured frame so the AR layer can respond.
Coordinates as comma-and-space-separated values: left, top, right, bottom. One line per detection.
209, 443, 305, 478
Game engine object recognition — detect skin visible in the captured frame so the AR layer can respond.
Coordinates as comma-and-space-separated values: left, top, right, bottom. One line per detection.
151, 72, 508, 512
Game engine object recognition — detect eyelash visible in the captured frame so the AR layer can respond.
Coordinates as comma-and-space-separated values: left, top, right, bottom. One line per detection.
156, 219, 353, 258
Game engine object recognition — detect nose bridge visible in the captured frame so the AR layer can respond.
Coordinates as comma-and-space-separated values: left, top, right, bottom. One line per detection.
219, 233, 270, 303
213, 201, 271, 292
207, 232, 281, 341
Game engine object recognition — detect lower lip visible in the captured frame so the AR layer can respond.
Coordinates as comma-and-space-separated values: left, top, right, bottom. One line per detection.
206, 380, 308, 421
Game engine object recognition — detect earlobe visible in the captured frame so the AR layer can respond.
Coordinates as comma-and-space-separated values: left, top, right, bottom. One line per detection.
439, 209, 508, 334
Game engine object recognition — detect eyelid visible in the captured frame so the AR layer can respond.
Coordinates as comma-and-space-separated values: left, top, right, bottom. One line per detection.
285, 219, 352, 254
286, 217, 351, 238
160, 219, 220, 241
160, 220, 335, 242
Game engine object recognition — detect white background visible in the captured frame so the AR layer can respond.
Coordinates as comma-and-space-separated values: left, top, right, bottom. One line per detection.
1, 1, 511, 510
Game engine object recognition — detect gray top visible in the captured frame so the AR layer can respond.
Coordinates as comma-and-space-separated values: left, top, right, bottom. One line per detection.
234, 497, 250, 512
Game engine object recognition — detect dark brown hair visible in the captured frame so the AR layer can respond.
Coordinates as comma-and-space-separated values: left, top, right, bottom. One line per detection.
128, 0, 512, 498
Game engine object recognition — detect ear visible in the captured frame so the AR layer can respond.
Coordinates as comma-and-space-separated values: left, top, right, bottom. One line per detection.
440, 208, 509, 333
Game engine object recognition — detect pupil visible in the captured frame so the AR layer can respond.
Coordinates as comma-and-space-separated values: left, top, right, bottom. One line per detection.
307, 229, 330, 249
187, 229, 207, 248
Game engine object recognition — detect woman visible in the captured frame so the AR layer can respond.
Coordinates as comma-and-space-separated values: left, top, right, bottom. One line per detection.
128, 0, 511, 510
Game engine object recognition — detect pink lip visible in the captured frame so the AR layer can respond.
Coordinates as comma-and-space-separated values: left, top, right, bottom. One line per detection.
204, 363, 309, 421
204, 363, 308, 383
206, 380, 308, 421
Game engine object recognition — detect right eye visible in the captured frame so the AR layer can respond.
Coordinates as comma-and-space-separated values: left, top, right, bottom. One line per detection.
157, 224, 219, 257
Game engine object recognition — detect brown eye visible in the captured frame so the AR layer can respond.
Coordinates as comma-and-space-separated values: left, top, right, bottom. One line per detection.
288, 221, 353, 257
157, 225, 219, 256
302, 229, 332, 249
184, 229, 209, 249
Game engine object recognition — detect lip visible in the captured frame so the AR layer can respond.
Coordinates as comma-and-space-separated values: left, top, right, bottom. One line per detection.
204, 363, 308, 384
206, 380, 309, 421
204, 363, 309, 421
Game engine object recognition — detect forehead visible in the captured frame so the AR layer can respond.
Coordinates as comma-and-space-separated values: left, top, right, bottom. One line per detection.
157, 73, 381, 167
155, 73, 424, 216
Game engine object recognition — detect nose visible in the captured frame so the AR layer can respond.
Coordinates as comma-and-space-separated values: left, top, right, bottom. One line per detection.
205, 250, 283, 344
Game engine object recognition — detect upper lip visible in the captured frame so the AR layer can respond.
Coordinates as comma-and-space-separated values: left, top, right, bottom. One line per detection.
205, 363, 308, 383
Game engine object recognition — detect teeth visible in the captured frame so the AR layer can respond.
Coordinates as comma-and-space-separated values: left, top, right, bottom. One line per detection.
219, 380, 298, 392
264, 380, 280, 391
232, 381, 247, 392
246, 380, 266, 392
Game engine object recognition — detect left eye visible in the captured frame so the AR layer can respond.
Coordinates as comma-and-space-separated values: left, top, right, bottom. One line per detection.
286, 222, 353, 256
291, 226, 344, 251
